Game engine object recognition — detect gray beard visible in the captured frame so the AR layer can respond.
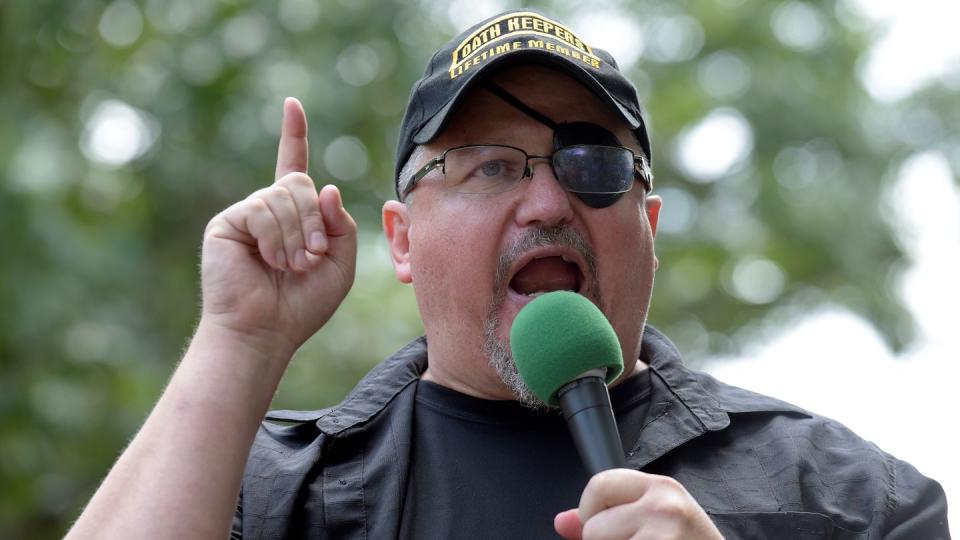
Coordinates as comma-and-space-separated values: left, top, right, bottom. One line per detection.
482, 225, 602, 412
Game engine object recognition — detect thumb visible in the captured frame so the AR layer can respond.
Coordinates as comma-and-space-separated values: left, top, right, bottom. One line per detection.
317, 184, 357, 256
554, 508, 582, 540
318, 184, 357, 237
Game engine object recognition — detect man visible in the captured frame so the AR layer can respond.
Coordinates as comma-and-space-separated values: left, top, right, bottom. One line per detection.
69, 9, 948, 539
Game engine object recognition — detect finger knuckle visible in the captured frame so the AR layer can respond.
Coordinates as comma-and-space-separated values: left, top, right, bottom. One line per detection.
204, 216, 222, 235
645, 493, 691, 523
204, 220, 226, 239
265, 185, 295, 204
652, 474, 682, 491
583, 474, 607, 498
285, 171, 315, 190
584, 473, 610, 497
247, 197, 271, 214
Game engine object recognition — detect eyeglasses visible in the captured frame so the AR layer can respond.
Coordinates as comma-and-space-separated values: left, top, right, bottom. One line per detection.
399, 144, 653, 201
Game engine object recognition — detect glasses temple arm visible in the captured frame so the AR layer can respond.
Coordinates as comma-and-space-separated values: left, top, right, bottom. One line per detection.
635, 155, 654, 192
401, 156, 444, 198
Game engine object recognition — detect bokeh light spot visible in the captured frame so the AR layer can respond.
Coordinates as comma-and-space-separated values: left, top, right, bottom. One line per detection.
727, 256, 786, 304
336, 44, 381, 87
697, 50, 752, 100
573, 10, 644, 70
644, 14, 704, 63
80, 100, 159, 168
675, 108, 754, 183
324, 136, 369, 181
222, 14, 270, 59
770, 1, 830, 52
445, 0, 510, 31
98, 1, 144, 48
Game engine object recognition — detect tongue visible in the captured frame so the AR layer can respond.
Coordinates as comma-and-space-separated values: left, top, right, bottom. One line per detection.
510, 257, 579, 295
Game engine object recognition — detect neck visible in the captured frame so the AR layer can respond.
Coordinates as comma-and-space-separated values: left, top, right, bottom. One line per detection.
421, 362, 516, 401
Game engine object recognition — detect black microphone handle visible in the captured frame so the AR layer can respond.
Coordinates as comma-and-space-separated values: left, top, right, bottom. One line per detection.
557, 375, 626, 476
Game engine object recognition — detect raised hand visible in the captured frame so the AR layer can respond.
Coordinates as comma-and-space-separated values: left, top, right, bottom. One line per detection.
67, 99, 360, 540
200, 97, 358, 357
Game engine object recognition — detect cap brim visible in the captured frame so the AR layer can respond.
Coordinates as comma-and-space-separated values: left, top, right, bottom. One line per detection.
411, 49, 642, 146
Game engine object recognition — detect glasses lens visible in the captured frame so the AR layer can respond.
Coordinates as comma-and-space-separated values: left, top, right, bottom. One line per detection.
552, 145, 635, 194
444, 146, 527, 194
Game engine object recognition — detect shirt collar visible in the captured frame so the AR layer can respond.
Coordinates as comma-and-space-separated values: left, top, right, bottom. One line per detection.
625, 325, 810, 468
267, 326, 807, 439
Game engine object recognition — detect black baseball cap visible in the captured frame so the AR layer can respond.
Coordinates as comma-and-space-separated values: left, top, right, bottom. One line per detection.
394, 8, 652, 198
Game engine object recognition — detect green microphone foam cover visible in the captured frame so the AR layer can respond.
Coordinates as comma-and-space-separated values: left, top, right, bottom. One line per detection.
510, 291, 623, 407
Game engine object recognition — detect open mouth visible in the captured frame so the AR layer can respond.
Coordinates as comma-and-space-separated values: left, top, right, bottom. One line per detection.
507, 252, 586, 298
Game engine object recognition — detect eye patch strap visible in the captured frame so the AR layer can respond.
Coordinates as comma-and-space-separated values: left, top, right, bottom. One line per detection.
482, 81, 558, 130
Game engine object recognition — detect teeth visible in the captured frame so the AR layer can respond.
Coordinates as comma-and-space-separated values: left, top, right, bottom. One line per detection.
527, 291, 547, 298
524, 253, 575, 263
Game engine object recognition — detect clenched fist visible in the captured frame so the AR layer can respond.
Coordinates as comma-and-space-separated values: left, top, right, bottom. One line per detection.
199, 97, 358, 359
555, 469, 724, 540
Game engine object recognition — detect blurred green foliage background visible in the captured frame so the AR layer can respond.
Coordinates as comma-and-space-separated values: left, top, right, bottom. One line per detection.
1, 0, 957, 537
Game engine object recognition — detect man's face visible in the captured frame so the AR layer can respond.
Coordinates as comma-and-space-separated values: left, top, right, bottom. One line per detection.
385, 65, 661, 403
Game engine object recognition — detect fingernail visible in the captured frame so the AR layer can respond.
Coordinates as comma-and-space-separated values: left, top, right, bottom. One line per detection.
294, 249, 308, 270
309, 231, 327, 252
275, 250, 287, 268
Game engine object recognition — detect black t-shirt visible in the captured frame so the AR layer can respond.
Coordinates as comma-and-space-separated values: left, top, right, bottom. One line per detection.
399, 369, 652, 538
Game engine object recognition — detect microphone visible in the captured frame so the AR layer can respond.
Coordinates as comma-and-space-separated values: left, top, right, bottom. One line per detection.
510, 291, 626, 475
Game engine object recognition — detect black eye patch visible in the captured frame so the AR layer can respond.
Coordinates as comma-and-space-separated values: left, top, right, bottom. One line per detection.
554, 122, 625, 208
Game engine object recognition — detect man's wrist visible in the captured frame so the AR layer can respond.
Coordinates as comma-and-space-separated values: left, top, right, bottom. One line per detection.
190, 318, 299, 380
167, 319, 298, 423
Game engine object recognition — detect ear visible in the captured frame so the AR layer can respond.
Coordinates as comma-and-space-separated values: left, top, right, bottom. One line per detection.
645, 195, 662, 271
383, 200, 413, 283
645, 195, 662, 238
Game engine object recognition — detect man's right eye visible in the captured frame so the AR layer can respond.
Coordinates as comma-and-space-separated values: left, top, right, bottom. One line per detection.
478, 160, 505, 178
454, 158, 518, 193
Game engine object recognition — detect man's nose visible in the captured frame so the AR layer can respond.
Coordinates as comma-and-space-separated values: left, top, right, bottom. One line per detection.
514, 161, 575, 227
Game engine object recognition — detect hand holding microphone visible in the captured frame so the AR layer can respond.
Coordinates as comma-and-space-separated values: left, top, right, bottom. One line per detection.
510, 292, 723, 540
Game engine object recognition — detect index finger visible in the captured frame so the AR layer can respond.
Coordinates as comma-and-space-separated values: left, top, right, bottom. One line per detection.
275, 97, 309, 180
